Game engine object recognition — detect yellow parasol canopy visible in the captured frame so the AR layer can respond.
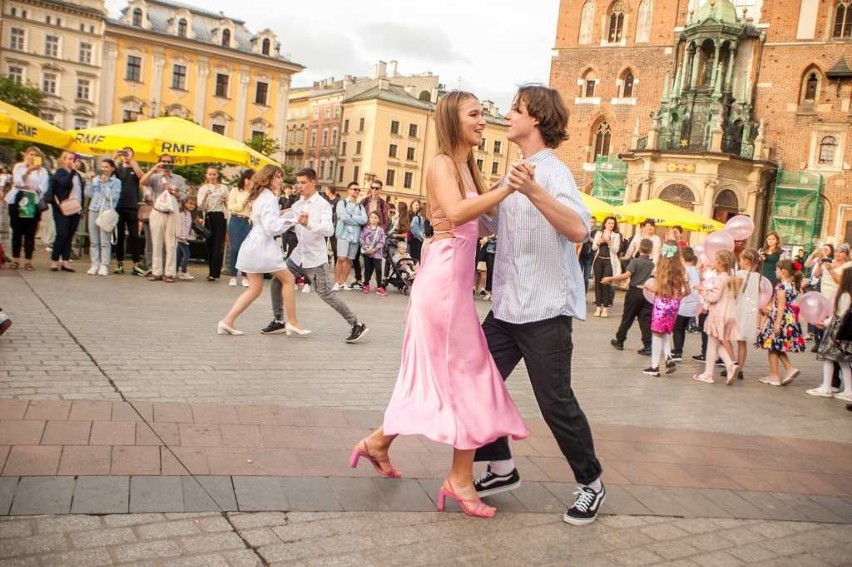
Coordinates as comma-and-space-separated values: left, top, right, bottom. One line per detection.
0, 100, 74, 149
615, 199, 724, 233
67, 116, 278, 168
580, 192, 619, 221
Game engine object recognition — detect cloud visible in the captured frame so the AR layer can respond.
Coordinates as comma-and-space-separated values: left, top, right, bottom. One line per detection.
358, 22, 468, 65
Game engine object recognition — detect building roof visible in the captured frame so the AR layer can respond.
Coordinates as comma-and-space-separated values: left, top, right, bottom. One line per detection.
690, 0, 740, 27
345, 84, 435, 111
827, 57, 852, 79
123, 0, 244, 24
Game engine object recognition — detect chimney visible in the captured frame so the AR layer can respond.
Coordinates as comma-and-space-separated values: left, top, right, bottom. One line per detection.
373, 61, 387, 80
388, 60, 398, 77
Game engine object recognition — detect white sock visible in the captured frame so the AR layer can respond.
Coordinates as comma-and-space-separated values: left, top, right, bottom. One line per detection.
662, 334, 672, 360
651, 335, 663, 369
585, 478, 602, 492
489, 459, 515, 475
822, 361, 834, 391
842, 363, 852, 394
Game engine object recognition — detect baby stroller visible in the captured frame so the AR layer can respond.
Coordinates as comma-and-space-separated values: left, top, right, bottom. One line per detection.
383, 239, 413, 295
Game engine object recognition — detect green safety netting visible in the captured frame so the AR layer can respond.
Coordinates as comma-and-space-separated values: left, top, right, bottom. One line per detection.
591, 155, 627, 207
769, 170, 823, 247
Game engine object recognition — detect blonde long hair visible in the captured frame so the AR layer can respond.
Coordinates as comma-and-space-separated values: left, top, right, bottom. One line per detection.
248, 164, 282, 203
435, 91, 486, 198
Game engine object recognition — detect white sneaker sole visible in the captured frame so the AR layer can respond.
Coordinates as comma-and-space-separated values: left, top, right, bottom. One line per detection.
476, 479, 521, 498
563, 492, 605, 526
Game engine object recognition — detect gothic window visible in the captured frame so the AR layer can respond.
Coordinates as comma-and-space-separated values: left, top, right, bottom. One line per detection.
593, 121, 611, 160
636, 0, 652, 43
132, 8, 143, 27
608, 1, 625, 44
621, 70, 635, 98
659, 184, 695, 210
580, 70, 597, 98
222, 29, 231, 47
819, 136, 837, 165
835, 0, 852, 38
802, 71, 819, 102
579, 1, 595, 45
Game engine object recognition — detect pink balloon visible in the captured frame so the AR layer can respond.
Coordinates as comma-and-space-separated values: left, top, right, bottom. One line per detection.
758, 276, 773, 307
643, 277, 656, 303
799, 291, 832, 323
704, 231, 735, 259
724, 215, 755, 241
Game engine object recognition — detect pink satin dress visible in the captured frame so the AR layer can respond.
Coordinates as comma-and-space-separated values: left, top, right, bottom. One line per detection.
382, 191, 529, 450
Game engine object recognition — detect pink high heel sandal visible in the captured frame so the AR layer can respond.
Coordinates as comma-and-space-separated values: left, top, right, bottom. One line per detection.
437, 479, 496, 518
348, 439, 401, 478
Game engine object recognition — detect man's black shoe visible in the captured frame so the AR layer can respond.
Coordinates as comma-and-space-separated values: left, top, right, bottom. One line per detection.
474, 466, 521, 497
346, 322, 369, 343
637, 347, 651, 356
669, 353, 683, 362
692, 354, 706, 362
564, 483, 605, 525
261, 320, 287, 334
610, 339, 624, 351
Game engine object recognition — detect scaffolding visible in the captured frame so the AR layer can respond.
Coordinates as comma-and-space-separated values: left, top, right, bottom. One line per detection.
591, 156, 627, 207
769, 171, 824, 247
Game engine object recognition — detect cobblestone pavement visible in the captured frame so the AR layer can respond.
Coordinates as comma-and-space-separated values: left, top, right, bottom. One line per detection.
1, 258, 850, 565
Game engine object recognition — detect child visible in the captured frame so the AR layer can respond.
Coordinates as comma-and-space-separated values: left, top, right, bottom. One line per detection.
731, 249, 761, 380
360, 211, 387, 296
755, 259, 805, 386
603, 238, 655, 354
671, 247, 700, 362
694, 250, 740, 384
176, 198, 195, 281
642, 241, 690, 376
810, 268, 852, 401
392, 240, 416, 285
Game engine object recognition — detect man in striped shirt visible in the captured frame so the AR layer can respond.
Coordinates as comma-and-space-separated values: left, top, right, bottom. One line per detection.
474, 85, 605, 526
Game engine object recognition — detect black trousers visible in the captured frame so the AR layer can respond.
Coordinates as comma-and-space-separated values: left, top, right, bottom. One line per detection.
672, 314, 691, 355
8, 204, 39, 260
50, 206, 80, 262
363, 256, 383, 287
205, 212, 227, 278
698, 313, 709, 356
474, 313, 602, 485
592, 257, 614, 307
114, 207, 141, 263
615, 287, 652, 348
352, 244, 363, 281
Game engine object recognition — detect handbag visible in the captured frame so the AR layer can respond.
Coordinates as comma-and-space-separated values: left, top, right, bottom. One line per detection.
154, 190, 175, 213
138, 203, 152, 222
57, 196, 82, 216
95, 189, 119, 233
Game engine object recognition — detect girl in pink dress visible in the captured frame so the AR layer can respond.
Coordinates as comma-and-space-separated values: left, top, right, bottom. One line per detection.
349, 92, 529, 518
694, 250, 741, 384
642, 240, 690, 377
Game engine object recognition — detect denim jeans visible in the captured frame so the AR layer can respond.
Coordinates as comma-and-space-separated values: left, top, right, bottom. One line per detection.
87, 211, 112, 267
270, 260, 358, 326
176, 241, 190, 272
227, 215, 251, 276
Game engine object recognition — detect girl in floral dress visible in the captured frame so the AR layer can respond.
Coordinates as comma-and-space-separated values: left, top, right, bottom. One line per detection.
642, 240, 689, 377
756, 259, 805, 386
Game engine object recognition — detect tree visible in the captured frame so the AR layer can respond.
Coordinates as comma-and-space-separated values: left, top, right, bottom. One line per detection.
245, 132, 281, 157
0, 76, 43, 115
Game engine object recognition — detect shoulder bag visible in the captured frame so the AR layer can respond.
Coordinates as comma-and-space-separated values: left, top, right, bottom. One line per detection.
57, 195, 82, 216
95, 187, 119, 234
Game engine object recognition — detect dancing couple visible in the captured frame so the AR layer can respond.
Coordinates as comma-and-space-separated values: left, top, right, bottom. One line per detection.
351, 86, 604, 524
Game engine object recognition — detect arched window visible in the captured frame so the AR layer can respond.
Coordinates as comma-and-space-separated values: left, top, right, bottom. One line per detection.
579, 1, 595, 45
222, 29, 230, 47
819, 136, 837, 165
608, 1, 625, 44
132, 8, 143, 27
659, 184, 695, 210
621, 70, 635, 98
802, 71, 819, 102
580, 69, 598, 98
636, 0, 652, 43
261, 38, 270, 55
177, 18, 187, 38
593, 121, 611, 160
835, 0, 852, 38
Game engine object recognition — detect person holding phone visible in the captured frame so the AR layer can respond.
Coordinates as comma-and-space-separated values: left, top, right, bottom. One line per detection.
113, 147, 145, 275
5, 147, 49, 270
49, 151, 84, 272
139, 154, 186, 283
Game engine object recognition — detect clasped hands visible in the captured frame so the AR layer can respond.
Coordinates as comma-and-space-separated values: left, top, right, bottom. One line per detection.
506, 160, 536, 194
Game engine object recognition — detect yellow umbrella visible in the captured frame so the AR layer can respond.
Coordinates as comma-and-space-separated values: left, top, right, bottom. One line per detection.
0, 100, 74, 149
580, 192, 619, 221
615, 198, 724, 233
68, 116, 277, 168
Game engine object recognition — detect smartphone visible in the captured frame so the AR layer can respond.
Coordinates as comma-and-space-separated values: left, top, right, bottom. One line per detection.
32, 156, 42, 168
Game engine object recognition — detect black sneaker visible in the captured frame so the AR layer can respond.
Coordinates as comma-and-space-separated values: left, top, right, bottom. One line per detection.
346, 322, 369, 343
132, 265, 149, 277
261, 320, 287, 334
715, 358, 725, 368
642, 367, 660, 377
114, 264, 125, 274
669, 353, 683, 362
637, 347, 651, 356
474, 465, 521, 497
665, 358, 677, 374
610, 339, 624, 351
0, 312, 12, 337
692, 354, 706, 362
564, 484, 605, 525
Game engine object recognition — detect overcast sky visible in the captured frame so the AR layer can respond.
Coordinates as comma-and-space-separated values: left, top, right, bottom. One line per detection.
104, 0, 560, 113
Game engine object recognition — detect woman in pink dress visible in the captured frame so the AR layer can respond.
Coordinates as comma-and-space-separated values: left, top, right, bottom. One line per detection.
349, 92, 529, 518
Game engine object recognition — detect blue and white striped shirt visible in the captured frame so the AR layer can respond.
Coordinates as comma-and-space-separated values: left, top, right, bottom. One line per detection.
486, 148, 591, 324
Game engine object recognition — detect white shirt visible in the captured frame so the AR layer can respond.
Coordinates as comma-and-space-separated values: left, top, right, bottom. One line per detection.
289, 191, 334, 268
486, 148, 591, 324
5, 163, 49, 204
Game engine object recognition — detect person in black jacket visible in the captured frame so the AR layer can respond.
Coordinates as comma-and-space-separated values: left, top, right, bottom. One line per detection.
49, 151, 83, 272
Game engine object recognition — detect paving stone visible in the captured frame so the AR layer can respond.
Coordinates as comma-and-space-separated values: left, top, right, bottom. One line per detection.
593, 484, 653, 516
39, 548, 113, 567
71, 476, 129, 514
0, 478, 16, 515
330, 477, 391, 512
691, 551, 745, 566
113, 539, 183, 562
179, 531, 247, 553
182, 476, 237, 512
2, 446, 61, 475
0, 519, 32, 538
223, 549, 264, 567
0, 533, 69, 559
195, 515, 234, 533
227, 512, 288, 530
9, 477, 73, 515
645, 539, 702, 560
238, 527, 281, 547
0, 556, 41, 567
130, 477, 184, 513
769, 492, 847, 523
103, 513, 167, 527
698, 489, 768, 520
278, 477, 343, 512
33, 515, 102, 533
161, 555, 230, 567
135, 518, 201, 540
233, 477, 289, 511
69, 526, 137, 548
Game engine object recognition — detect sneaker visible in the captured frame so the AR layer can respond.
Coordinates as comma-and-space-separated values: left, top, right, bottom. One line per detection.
332, 283, 341, 292
376, 287, 387, 297
179, 272, 194, 280
260, 320, 288, 335
302, 284, 312, 293
351, 281, 364, 289
241, 279, 249, 287
806, 387, 833, 398
834, 391, 852, 402
563, 484, 605, 526
609, 339, 624, 351
715, 358, 725, 368
114, 263, 125, 274
346, 322, 369, 343
692, 354, 706, 362
637, 347, 651, 356
759, 376, 781, 386
97, 265, 108, 276
474, 465, 521, 497
362, 284, 371, 294
132, 265, 149, 277
86, 265, 98, 275
669, 353, 683, 363
0, 311, 11, 337
342, 283, 353, 291
229, 277, 237, 286
642, 367, 661, 377
665, 358, 677, 374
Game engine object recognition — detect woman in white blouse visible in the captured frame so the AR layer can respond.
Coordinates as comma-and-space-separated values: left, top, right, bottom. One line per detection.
5, 147, 49, 270
197, 167, 230, 282
218, 165, 309, 336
